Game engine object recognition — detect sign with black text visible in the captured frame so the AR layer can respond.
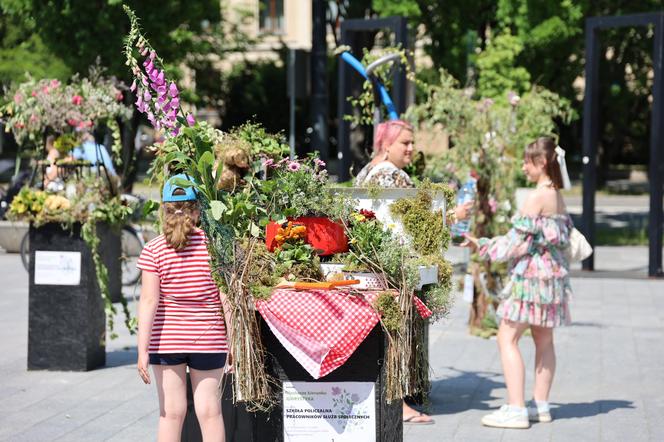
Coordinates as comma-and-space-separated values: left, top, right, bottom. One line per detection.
283, 381, 375, 442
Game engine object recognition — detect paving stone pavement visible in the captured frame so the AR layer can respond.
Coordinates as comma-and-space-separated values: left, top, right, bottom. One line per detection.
1, 250, 663, 441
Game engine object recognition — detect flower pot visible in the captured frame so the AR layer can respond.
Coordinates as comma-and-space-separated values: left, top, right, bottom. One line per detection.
0, 220, 28, 252
342, 271, 388, 290
265, 217, 348, 256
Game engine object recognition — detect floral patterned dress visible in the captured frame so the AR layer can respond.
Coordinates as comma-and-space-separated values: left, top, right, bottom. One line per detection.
354, 161, 413, 188
478, 214, 573, 327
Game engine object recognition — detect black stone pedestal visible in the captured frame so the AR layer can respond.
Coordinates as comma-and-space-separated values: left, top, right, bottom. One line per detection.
97, 224, 122, 303
182, 317, 402, 442
27, 223, 106, 371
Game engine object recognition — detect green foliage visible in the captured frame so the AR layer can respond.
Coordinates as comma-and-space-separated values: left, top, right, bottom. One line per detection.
374, 291, 403, 332
372, 0, 420, 18
231, 122, 290, 159
407, 69, 574, 238
260, 156, 333, 221
420, 283, 453, 322
0, 0, 222, 81
475, 29, 531, 100
390, 186, 449, 255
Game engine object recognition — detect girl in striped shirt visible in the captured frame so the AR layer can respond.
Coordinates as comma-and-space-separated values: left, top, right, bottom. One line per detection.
137, 174, 231, 441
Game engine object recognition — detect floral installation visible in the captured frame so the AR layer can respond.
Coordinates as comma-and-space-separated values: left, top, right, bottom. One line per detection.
260, 155, 332, 221
1, 66, 131, 161
407, 69, 574, 335
124, 6, 455, 409
7, 173, 135, 338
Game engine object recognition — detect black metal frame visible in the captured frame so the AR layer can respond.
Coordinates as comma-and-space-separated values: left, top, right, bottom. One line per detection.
337, 16, 409, 182
582, 12, 664, 276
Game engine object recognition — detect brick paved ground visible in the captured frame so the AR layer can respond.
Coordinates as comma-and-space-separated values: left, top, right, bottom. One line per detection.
1, 250, 663, 441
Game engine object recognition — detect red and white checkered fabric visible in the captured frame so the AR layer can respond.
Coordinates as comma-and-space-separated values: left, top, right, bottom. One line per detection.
255, 289, 432, 379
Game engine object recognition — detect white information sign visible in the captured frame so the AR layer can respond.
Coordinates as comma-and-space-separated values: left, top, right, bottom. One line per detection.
283, 381, 375, 442
34, 251, 81, 286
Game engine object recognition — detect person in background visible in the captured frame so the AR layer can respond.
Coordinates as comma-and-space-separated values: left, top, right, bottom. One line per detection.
43, 135, 64, 191
136, 174, 232, 441
356, 119, 473, 425
464, 137, 573, 429
355, 119, 474, 230
72, 131, 117, 176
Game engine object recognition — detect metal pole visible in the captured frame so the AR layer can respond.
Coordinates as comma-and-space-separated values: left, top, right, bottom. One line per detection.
310, 0, 328, 163
648, 15, 664, 276
288, 48, 296, 160
582, 21, 600, 271
338, 25, 351, 181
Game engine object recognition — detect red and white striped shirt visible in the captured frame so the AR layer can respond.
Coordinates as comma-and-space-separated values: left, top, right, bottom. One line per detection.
137, 228, 228, 353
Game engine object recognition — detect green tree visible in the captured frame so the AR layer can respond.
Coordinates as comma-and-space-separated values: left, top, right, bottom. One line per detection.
0, 12, 71, 85
0, 0, 221, 81
475, 29, 531, 100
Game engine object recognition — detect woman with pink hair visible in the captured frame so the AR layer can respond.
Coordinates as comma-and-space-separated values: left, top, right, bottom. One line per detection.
355, 120, 415, 188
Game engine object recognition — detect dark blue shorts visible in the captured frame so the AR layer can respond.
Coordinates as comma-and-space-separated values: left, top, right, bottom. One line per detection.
149, 353, 227, 370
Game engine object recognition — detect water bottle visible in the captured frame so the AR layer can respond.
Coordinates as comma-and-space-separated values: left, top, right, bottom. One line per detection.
450, 175, 477, 242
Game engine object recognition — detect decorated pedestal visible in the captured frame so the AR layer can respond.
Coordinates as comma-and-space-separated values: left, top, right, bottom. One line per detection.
181, 289, 434, 442
27, 222, 106, 371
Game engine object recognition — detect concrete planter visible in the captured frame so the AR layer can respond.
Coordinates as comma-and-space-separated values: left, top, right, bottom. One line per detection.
0, 220, 28, 253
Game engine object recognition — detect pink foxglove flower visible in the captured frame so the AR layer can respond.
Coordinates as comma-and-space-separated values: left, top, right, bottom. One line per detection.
168, 82, 179, 98
186, 114, 195, 127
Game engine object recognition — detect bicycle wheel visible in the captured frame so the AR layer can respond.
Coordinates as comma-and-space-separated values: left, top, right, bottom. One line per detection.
121, 225, 143, 286
20, 231, 29, 272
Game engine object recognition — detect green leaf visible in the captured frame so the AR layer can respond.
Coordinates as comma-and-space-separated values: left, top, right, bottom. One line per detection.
210, 200, 227, 220
170, 177, 195, 188
142, 199, 160, 217
249, 222, 261, 237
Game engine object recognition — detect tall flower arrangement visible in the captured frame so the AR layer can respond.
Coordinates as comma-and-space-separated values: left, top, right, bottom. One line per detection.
124, 20, 195, 136
124, 6, 275, 409
408, 69, 574, 334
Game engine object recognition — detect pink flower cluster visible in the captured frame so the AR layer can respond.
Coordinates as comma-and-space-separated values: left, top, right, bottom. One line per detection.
129, 46, 195, 136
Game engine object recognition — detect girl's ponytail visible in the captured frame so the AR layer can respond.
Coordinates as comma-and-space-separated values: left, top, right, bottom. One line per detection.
525, 137, 564, 189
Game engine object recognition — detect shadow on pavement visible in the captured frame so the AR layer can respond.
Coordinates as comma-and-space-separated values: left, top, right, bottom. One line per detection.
104, 346, 138, 368
427, 368, 504, 415
552, 399, 635, 419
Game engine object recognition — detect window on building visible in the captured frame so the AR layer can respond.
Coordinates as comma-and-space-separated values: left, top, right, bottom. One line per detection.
259, 0, 284, 34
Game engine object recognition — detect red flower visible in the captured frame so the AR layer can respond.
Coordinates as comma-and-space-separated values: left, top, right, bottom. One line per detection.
115, 92, 124, 102
72, 95, 83, 105
359, 209, 376, 220
67, 119, 79, 127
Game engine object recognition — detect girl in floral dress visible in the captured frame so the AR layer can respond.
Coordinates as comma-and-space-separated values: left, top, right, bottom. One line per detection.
465, 137, 573, 429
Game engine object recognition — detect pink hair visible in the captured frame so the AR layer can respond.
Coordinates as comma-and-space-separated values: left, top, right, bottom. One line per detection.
373, 120, 413, 155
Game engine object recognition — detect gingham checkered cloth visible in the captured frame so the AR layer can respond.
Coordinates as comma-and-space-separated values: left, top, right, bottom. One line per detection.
256, 289, 432, 379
